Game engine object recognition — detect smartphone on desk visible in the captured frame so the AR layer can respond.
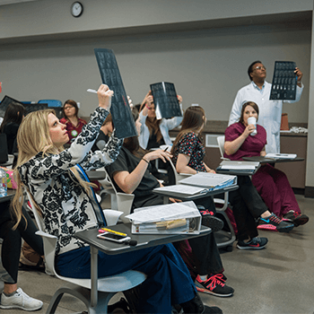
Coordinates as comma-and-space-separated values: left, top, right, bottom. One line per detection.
97, 232, 131, 243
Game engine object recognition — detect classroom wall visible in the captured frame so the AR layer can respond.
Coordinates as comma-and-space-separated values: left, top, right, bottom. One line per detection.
0, 0, 312, 41
0, 23, 311, 121
1, 0, 314, 189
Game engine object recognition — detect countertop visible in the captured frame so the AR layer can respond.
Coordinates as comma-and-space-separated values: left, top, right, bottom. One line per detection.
171, 121, 308, 137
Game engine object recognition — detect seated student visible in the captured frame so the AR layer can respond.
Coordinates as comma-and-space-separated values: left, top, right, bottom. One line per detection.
139, 91, 183, 150
0, 202, 43, 311
0, 102, 26, 154
171, 106, 294, 251
91, 113, 113, 152
224, 101, 309, 227
11, 84, 220, 314
106, 109, 234, 300
60, 99, 87, 145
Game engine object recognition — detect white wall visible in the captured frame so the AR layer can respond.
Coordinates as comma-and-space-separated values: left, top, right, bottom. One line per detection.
0, 23, 311, 121
0, 0, 312, 40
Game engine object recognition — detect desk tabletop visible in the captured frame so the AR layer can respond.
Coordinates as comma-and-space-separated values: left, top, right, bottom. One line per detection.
86, 170, 107, 180
0, 189, 15, 203
74, 223, 211, 255
243, 156, 304, 164
153, 184, 238, 201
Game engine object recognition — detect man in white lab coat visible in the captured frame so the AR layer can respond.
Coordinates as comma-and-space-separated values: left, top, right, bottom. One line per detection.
228, 61, 303, 153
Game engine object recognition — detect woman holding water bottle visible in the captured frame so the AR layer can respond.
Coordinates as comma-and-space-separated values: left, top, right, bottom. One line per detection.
224, 101, 308, 227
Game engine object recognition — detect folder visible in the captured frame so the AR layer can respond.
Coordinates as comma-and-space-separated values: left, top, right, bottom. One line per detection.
179, 173, 237, 191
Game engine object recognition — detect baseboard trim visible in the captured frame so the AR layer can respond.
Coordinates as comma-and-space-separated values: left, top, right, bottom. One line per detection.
292, 188, 305, 195
304, 186, 314, 198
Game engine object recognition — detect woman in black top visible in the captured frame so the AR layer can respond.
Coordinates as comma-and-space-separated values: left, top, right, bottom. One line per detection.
0, 103, 26, 154
106, 110, 234, 300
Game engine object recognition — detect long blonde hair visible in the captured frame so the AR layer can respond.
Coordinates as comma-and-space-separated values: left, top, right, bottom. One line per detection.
11, 109, 94, 229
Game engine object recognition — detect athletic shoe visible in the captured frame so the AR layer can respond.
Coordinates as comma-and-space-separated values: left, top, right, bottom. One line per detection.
259, 213, 294, 233
283, 210, 309, 227
0, 288, 43, 311
237, 237, 268, 250
195, 274, 234, 297
257, 224, 277, 231
200, 211, 224, 232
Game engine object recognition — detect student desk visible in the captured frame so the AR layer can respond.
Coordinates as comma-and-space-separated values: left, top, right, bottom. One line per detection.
243, 156, 304, 164
0, 189, 15, 203
74, 223, 211, 307
86, 170, 107, 181
153, 184, 238, 204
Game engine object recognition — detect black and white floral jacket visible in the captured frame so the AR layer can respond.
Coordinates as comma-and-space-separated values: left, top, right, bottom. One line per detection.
18, 107, 123, 255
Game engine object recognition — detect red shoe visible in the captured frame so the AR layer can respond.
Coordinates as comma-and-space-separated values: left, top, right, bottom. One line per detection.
195, 274, 234, 297
283, 211, 309, 227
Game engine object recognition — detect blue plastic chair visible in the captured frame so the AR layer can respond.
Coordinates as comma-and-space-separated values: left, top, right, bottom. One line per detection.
38, 99, 62, 107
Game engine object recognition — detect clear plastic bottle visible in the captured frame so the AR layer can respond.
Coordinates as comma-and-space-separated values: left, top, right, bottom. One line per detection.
0, 167, 7, 197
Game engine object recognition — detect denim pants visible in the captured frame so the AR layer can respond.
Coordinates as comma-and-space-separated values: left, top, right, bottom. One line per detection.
57, 243, 195, 314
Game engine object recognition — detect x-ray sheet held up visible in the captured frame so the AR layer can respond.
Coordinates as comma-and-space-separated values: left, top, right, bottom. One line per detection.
94, 48, 137, 139
126, 202, 201, 235
179, 173, 237, 191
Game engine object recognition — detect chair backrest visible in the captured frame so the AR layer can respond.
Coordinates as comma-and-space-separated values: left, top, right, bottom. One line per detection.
25, 191, 58, 277
38, 99, 62, 107
166, 158, 192, 185
23, 103, 48, 115
101, 167, 135, 217
25, 191, 45, 233
217, 136, 225, 157
0, 133, 8, 163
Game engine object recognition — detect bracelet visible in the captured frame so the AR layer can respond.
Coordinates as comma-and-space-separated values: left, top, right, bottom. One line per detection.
145, 103, 150, 109
142, 158, 149, 164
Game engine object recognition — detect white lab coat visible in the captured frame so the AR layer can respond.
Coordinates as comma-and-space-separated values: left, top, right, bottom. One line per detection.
228, 81, 303, 153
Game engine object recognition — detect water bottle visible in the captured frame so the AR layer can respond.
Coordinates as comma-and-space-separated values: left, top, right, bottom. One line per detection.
0, 167, 7, 197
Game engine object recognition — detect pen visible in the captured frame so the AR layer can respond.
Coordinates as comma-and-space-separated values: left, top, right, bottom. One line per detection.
87, 89, 114, 96
87, 89, 97, 94
163, 147, 168, 152
98, 228, 127, 236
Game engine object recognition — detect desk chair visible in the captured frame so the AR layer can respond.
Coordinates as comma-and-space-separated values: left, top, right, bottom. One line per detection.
26, 191, 146, 314
38, 99, 62, 108
217, 136, 230, 161
166, 159, 236, 251
97, 167, 135, 220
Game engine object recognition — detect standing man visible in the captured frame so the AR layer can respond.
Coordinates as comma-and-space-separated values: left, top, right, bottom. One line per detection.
228, 61, 303, 153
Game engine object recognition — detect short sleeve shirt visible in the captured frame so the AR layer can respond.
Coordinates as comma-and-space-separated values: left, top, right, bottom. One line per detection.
224, 122, 267, 160
172, 132, 206, 172
106, 146, 161, 209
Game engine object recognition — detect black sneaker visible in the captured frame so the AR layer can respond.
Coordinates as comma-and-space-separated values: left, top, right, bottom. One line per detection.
195, 274, 234, 297
237, 237, 268, 250
259, 213, 294, 233
200, 211, 224, 232
283, 211, 309, 227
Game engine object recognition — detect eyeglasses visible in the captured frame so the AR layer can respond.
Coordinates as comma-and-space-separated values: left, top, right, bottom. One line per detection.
64, 106, 74, 110
253, 66, 266, 71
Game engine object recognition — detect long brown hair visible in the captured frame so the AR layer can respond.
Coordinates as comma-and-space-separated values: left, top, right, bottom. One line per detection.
140, 94, 162, 143
11, 109, 94, 229
171, 106, 205, 154
0, 102, 26, 133
123, 109, 146, 158
239, 101, 259, 124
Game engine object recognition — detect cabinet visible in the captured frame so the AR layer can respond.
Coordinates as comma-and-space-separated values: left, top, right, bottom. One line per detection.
276, 135, 307, 189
